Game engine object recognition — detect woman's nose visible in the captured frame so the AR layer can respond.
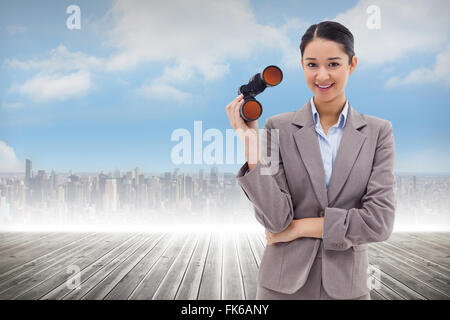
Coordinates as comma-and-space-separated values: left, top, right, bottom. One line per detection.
315, 67, 330, 81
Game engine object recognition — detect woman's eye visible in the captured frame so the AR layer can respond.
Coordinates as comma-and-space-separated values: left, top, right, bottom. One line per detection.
329, 62, 340, 67
307, 63, 316, 67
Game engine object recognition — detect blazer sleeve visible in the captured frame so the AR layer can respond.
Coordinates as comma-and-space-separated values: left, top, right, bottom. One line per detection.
236, 118, 295, 234
322, 120, 396, 251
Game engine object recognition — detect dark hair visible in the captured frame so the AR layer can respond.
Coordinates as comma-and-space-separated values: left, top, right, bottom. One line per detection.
300, 21, 355, 64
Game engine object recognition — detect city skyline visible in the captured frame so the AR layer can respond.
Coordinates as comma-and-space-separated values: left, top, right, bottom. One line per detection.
1, 158, 449, 232
1, 156, 450, 176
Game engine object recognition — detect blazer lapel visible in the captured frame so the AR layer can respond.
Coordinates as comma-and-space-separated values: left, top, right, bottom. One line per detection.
291, 100, 367, 209
292, 100, 328, 209
327, 102, 367, 206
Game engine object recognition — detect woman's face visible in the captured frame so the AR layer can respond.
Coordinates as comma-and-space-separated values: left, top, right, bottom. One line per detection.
301, 38, 357, 103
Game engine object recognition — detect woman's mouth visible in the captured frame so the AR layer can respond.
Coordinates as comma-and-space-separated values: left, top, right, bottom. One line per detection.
315, 82, 335, 92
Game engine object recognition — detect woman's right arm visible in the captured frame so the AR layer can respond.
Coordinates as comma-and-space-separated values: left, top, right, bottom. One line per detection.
226, 96, 295, 233
225, 94, 260, 170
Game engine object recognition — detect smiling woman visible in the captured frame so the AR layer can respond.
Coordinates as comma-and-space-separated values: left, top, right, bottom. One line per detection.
226, 20, 396, 300
300, 22, 358, 128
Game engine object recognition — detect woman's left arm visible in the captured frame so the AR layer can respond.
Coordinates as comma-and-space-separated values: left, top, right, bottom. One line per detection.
267, 120, 395, 248
266, 217, 324, 245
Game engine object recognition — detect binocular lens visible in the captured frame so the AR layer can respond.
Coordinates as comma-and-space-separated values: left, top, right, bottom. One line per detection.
241, 100, 262, 121
263, 66, 283, 86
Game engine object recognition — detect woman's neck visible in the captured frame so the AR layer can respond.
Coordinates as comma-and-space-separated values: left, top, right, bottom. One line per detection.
313, 94, 347, 125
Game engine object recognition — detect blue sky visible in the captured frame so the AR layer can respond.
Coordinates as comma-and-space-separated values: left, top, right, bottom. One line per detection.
0, 0, 449, 174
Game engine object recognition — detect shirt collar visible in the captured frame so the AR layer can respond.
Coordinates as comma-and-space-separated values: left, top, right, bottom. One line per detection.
310, 97, 348, 129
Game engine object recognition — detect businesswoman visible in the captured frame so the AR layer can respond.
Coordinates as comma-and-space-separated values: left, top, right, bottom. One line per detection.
225, 21, 396, 300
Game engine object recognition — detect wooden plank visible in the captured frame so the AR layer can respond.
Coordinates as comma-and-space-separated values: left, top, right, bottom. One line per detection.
370, 243, 450, 297
222, 232, 245, 300
75, 233, 170, 300
369, 275, 405, 300
175, 232, 211, 300
369, 288, 386, 300
368, 251, 436, 299
0, 233, 68, 257
16, 233, 133, 300
0, 233, 100, 291
0, 233, 90, 273
401, 232, 450, 251
126, 233, 188, 300
0, 232, 447, 300
98, 234, 175, 300
0, 232, 23, 241
0, 233, 92, 280
386, 233, 449, 268
433, 232, 450, 242
0, 232, 34, 244
0, 233, 116, 299
0, 233, 51, 252
373, 241, 450, 276
152, 233, 199, 300
236, 232, 258, 300
40, 233, 144, 300
197, 232, 222, 300
247, 232, 263, 268
62, 233, 155, 300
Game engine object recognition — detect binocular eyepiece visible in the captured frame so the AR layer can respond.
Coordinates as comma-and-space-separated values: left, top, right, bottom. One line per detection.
238, 65, 283, 121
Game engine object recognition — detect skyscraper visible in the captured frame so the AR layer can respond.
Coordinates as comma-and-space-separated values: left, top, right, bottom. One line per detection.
134, 167, 140, 186
25, 159, 32, 187
104, 178, 118, 212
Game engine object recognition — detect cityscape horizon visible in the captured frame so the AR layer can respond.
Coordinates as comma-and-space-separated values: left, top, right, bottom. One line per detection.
0, 158, 449, 232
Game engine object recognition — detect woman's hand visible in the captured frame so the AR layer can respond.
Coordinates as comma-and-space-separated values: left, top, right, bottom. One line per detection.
225, 94, 260, 169
265, 218, 325, 245
265, 220, 302, 245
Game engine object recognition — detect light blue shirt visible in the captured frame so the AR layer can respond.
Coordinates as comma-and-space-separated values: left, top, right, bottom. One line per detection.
310, 97, 349, 190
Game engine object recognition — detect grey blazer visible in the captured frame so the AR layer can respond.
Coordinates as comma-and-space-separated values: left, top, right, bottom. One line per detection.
236, 99, 396, 299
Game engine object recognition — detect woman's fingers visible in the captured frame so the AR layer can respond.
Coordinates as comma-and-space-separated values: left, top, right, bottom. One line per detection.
225, 94, 244, 130
233, 97, 246, 130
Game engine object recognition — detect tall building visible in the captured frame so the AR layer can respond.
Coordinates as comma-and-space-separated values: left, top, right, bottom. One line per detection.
104, 178, 118, 212
50, 169, 58, 189
210, 167, 219, 184
185, 175, 193, 199
25, 159, 32, 187
134, 167, 140, 186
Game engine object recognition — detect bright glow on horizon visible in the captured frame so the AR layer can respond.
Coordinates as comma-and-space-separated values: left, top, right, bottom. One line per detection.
0, 223, 448, 233
0, 223, 265, 233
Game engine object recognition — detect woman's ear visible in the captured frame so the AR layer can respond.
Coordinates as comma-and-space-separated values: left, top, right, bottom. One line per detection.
349, 56, 358, 75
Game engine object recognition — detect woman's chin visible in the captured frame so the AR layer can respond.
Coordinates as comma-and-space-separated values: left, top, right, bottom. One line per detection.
314, 94, 337, 103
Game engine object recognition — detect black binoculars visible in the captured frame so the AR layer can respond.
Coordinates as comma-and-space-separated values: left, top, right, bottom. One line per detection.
238, 65, 283, 121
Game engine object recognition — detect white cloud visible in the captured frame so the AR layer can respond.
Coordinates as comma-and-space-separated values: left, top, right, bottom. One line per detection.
333, 0, 450, 66
6, 1, 304, 103
5, 44, 104, 72
385, 45, 450, 88
5, 45, 98, 102
2, 100, 23, 109
138, 83, 191, 102
0, 141, 23, 173
14, 71, 92, 102
102, 0, 304, 77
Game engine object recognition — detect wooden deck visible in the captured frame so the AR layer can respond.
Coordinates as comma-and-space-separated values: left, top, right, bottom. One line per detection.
0, 231, 448, 300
